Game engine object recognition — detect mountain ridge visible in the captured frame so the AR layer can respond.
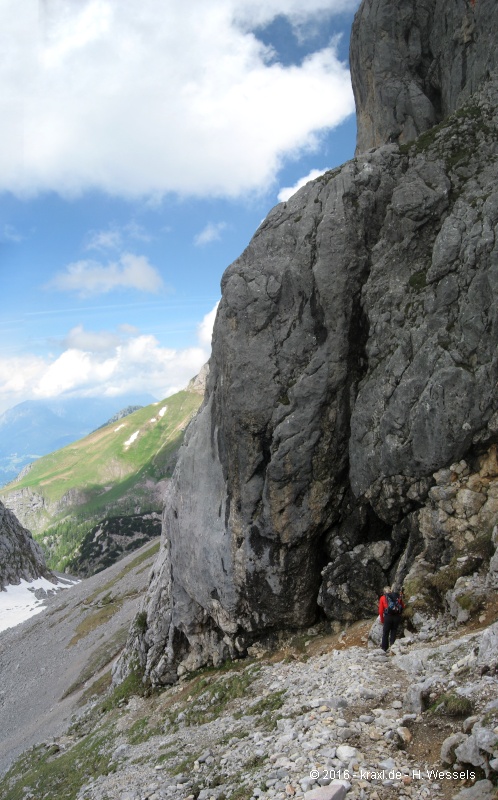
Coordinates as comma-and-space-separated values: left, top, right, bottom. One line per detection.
0, 395, 156, 487
0, 389, 202, 573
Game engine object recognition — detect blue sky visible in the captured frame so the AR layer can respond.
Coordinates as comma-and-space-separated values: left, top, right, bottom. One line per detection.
0, 0, 361, 415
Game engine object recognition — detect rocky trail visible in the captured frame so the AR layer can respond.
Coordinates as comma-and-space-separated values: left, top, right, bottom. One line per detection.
1, 583, 497, 800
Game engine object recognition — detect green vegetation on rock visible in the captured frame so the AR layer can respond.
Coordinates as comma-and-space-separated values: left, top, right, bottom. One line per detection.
0, 391, 201, 572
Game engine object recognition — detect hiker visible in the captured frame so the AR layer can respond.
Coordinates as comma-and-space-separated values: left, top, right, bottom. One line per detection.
378, 585, 404, 652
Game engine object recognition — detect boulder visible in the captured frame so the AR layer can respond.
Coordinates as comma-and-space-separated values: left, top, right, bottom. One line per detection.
440, 732, 467, 765
477, 622, 498, 668
451, 780, 496, 800
304, 786, 347, 800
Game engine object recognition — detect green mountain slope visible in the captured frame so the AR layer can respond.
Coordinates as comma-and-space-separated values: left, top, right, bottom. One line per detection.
0, 390, 202, 571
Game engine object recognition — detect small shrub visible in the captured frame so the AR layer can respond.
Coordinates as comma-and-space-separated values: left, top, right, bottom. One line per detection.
427, 554, 484, 605
429, 565, 462, 596
230, 787, 253, 800
467, 531, 494, 561
245, 753, 267, 770
100, 665, 147, 712
456, 593, 483, 616
430, 692, 473, 717
134, 611, 148, 635
248, 690, 286, 729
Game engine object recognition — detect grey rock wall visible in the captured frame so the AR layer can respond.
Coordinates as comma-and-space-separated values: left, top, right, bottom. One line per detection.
118, 0, 498, 685
0, 500, 49, 590
351, 0, 498, 153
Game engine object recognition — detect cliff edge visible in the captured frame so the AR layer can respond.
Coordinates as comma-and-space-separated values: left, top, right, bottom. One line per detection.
0, 500, 50, 590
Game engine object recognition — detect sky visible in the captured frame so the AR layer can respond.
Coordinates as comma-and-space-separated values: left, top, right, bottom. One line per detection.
0, 0, 361, 416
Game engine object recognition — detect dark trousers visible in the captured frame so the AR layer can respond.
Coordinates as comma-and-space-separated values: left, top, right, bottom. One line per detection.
382, 613, 401, 651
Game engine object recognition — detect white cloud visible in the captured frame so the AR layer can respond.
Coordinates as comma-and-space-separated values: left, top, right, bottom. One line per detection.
0, 355, 48, 396
2, 224, 23, 243
0, 0, 357, 199
194, 222, 227, 247
85, 221, 152, 252
85, 228, 123, 252
0, 305, 220, 412
62, 324, 121, 352
197, 302, 220, 347
30, 336, 208, 402
119, 323, 139, 336
48, 252, 164, 297
278, 167, 330, 202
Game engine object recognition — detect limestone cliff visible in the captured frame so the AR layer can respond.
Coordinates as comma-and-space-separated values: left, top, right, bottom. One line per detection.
351, 0, 498, 153
117, 0, 498, 685
0, 500, 50, 590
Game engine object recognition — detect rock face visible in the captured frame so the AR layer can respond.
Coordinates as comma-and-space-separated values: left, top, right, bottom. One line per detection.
0, 500, 49, 590
118, 0, 498, 685
351, 0, 498, 153
66, 514, 161, 578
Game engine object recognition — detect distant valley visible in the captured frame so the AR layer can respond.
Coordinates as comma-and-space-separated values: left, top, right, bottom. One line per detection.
0, 394, 156, 487
0, 388, 203, 574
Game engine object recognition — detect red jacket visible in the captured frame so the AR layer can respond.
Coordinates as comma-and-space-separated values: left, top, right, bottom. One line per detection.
379, 593, 404, 623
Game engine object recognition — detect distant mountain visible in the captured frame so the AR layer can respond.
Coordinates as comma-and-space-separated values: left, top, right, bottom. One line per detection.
0, 395, 155, 486
0, 389, 203, 573
95, 406, 144, 431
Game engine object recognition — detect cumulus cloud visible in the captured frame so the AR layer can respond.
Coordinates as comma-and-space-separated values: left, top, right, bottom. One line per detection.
0, 0, 357, 199
277, 168, 330, 202
194, 223, 227, 247
31, 336, 208, 403
85, 221, 152, 252
48, 253, 165, 297
85, 228, 123, 252
0, 355, 48, 397
0, 304, 221, 412
62, 324, 121, 352
197, 302, 220, 346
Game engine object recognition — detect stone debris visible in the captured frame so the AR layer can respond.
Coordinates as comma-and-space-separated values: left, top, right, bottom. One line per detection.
64, 618, 498, 800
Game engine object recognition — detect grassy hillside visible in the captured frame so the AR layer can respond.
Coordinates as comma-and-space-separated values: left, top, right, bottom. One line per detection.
0, 390, 202, 571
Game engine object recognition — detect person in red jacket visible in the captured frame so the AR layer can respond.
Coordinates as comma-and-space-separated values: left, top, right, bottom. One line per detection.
379, 585, 404, 652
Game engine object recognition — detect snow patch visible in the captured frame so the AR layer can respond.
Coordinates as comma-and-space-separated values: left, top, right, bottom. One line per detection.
0, 576, 80, 633
149, 417, 157, 423
124, 430, 140, 448
158, 406, 167, 418
114, 423, 126, 432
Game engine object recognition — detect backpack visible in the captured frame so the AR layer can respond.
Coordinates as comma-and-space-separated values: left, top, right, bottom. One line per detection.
385, 592, 403, 615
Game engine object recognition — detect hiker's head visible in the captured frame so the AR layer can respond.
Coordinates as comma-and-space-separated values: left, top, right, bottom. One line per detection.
383, 585, 391, 594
